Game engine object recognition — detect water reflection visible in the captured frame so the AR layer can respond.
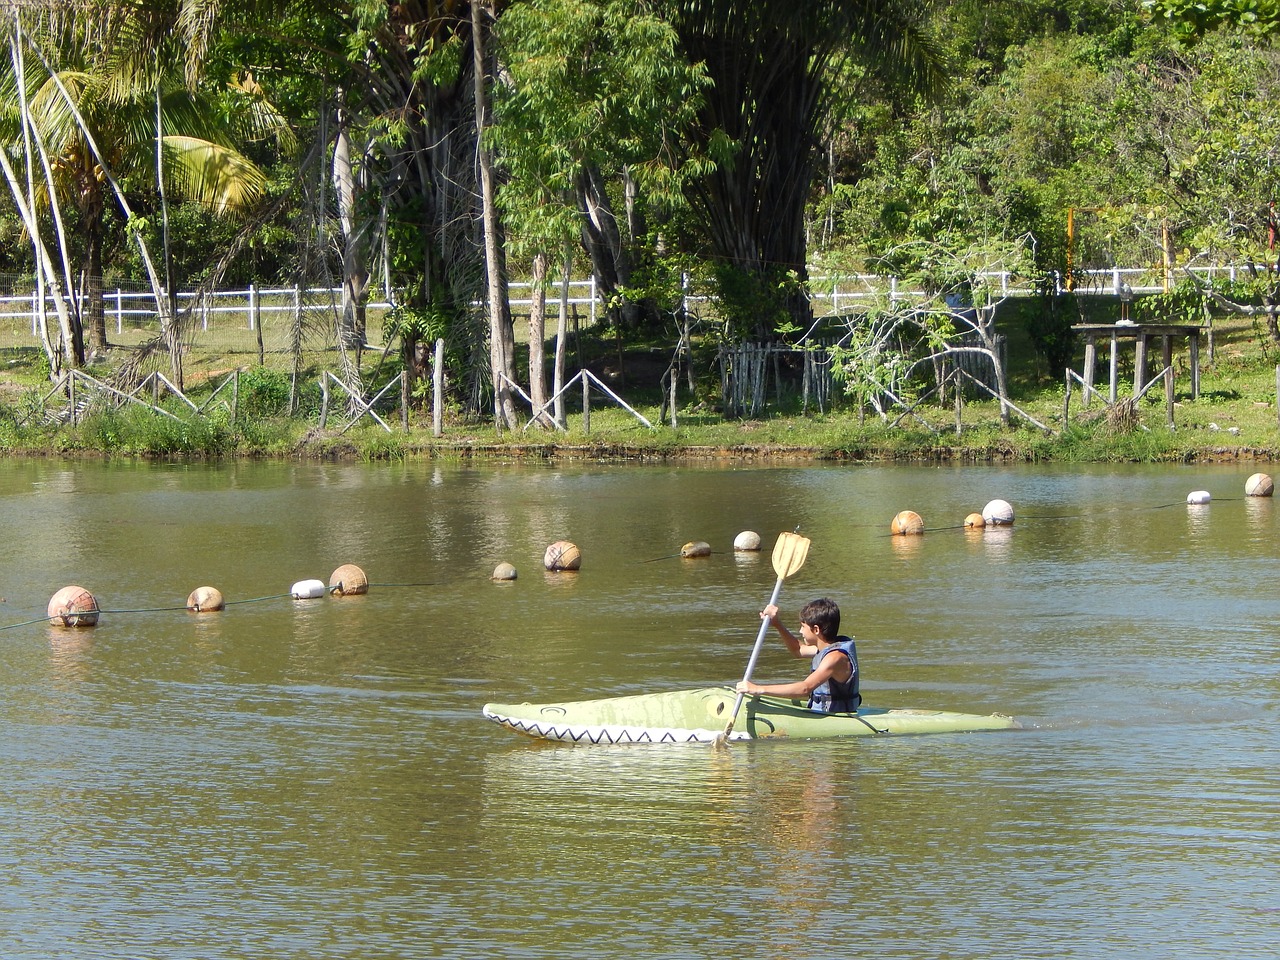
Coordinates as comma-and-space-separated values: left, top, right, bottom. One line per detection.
3, 460, 1280, 959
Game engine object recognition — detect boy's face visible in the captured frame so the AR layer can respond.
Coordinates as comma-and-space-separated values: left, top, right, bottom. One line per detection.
800, 620, 822, 643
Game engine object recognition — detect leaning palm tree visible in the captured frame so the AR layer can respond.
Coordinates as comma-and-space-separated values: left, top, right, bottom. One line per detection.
8, 25, 271, 368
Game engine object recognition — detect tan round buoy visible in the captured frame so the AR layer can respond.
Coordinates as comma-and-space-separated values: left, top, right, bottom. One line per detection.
328, 564, 368, 596
48, 585, 99, 627
964, 512, 986, 529
492, 562, 518, 581
186, 586, 224, 612
1245, 473, 1274, 497
982, 499, 1014, 525
680, 540, 712, 558
543, 540, 581, 571
890, 510, 924, 536
733, 531, 762, 552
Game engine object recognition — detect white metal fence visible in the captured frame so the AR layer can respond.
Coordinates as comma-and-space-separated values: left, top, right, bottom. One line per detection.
0, 279, 605, 338
0, 264, 1253, 337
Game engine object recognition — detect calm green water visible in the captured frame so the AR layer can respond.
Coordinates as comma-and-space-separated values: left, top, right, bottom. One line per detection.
1, 459, 1277, 959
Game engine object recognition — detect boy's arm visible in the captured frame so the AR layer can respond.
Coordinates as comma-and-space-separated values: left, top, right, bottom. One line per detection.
761, 604, 808, 659
736, 652, 845, 698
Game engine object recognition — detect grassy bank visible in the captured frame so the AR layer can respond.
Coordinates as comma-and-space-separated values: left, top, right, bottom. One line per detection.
3, 304, 1280, 463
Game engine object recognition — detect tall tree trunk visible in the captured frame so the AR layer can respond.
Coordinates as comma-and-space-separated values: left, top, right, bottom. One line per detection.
527, 250, 553, 428
8, 27, 81, 369
156, 84, 182, 390
554, 244, 571, 428
333, 99, 370, 348
0, 146, 78, 376
471, 0, 518, 429
577, 163, 640, 330
83, 172, 107, 351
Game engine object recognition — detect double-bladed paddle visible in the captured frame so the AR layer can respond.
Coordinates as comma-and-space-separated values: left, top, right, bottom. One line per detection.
718, 530, 811, 744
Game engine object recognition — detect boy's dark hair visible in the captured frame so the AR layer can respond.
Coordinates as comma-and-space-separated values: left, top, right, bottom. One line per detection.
799, 597, 840, 641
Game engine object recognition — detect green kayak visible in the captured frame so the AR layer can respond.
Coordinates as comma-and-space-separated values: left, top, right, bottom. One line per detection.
482, 686, 1019, 744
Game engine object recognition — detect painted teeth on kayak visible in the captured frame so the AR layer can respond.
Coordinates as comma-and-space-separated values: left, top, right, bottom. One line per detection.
482, 687, 1019, 744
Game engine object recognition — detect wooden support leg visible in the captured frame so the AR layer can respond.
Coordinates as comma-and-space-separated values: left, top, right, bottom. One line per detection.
1133, 335, 1147, 399
1109, 331, 1119, 405
1083, 336, 1097, 409
1189, 334, 1200, 400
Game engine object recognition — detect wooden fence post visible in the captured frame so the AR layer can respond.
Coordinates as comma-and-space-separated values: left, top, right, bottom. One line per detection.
433, 338, 444, 438
400, 371, 409, 433
954, 373, 963, 436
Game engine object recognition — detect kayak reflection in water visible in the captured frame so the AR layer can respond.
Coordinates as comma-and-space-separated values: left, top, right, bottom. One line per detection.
735, 598, 862, 713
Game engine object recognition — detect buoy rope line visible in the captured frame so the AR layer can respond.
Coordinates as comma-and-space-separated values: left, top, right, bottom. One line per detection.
0, 592, 299, 632
0, 615, 68, 632
367, 580, 457, 588
94, 593, 295, 615
11, 481, 1275, 632
223, 593, 295, 606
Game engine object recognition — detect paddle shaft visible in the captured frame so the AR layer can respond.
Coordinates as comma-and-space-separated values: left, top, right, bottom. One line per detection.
722, 573, 787, 738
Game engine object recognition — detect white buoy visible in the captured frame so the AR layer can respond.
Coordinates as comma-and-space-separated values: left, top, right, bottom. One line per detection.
1187, 490, 1211, 505
329, 564, 368, 596
291, 579, 327, 599
48, 585, 99, 627
186, 586, 225, 612
492, 562, 517, 581
1245, 473, 1274, 498
982, 499, 1015, 525
733, 531, 762, 552
543, 541, 581, 571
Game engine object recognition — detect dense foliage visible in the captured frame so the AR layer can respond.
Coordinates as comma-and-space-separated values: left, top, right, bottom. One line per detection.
3, 0, 1280, 423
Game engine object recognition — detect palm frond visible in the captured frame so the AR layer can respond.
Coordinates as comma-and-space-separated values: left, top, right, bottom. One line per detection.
162, 133, 266, 214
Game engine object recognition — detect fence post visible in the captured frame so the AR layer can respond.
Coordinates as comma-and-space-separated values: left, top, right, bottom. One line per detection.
590, 275, 597, 327
582, 370, 591, 434
433, 338, 444, 438
30, 290, 37, 336
115, 289, 124, 334
248, 283, 258, 331
400, 371, 408, 432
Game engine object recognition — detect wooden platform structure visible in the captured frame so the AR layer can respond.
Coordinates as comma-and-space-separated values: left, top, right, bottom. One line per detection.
1073, 322, 1203, 409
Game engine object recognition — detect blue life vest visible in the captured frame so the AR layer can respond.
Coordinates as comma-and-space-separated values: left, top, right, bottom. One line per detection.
809, 637, 860, 713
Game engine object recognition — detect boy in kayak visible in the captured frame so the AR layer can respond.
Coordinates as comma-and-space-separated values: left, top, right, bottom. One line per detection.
735, 597, 861, 712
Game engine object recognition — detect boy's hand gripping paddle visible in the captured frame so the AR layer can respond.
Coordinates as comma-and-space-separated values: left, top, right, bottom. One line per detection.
718, 530, 811, 745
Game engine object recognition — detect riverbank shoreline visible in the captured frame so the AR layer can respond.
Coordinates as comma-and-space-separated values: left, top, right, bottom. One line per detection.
6, 435, 1276, 464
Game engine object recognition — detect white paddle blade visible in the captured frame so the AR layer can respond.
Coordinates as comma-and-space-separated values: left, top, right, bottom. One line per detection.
771, 531, 810, 580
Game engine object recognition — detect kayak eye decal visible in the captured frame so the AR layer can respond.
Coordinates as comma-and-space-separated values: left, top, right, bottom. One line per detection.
538, 706, 568, 717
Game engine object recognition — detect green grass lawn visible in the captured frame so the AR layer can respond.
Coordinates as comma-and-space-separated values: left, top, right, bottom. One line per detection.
2, 292, 1279, 462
